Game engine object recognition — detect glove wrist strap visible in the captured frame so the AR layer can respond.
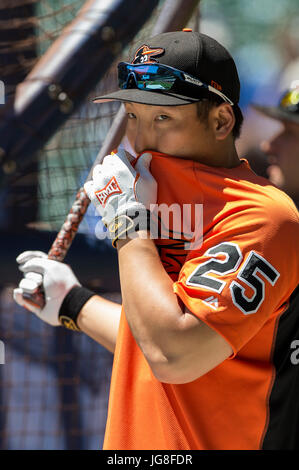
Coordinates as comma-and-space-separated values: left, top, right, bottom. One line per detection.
58, 286, 96, 331
107, 209, 151, 248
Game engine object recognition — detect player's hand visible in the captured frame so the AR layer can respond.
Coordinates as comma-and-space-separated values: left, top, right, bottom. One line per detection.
13, 251, 81, 326
84, 150, 157, 242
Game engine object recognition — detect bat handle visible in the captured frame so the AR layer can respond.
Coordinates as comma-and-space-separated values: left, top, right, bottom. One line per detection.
48, 187, 90, 261
22, 187, 90, 309
23, 288, 46, 309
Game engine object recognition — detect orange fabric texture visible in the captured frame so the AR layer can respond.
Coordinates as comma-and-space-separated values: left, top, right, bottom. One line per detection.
103, 152, 299, 450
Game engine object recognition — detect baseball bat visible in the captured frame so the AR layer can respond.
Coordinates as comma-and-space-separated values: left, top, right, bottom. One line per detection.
48, 0, 201, 261
27, 0, 201, 308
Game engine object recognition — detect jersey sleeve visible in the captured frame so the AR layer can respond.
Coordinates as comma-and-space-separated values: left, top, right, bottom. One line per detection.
173, 202, 299, 356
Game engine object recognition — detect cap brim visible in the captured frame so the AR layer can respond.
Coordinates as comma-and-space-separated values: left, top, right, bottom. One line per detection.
93, 89, 243, 122
251, 103, 299, 125
92, 89, 203, 106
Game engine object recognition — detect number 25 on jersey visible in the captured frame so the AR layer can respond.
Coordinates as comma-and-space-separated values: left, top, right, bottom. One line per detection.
186, 242, 280, 315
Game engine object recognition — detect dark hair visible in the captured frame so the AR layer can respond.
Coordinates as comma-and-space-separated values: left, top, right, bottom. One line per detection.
196, 99, 243, 140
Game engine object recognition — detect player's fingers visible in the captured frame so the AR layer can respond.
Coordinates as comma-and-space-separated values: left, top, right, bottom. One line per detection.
113, 149, 136, 176
92, 163, 103, 181
84, 180, 96, 202
13, 288, 41, 314
102, 153, 117, 167
24, 271, 43, 286
19, 257, 55, 275
16, 250, 47, 265
13, 288, 26, 307
84, 180, 104, 216
135, 152, 153, 174
19, 278, 40, 295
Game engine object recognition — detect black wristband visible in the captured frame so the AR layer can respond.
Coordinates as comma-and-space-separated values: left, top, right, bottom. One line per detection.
58, 285, 96, 331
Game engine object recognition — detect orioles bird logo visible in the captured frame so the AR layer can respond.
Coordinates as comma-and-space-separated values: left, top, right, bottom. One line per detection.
132, 44, 165, 64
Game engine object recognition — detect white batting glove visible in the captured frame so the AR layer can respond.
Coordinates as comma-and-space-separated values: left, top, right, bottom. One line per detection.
84, 149, 157, 246
13, 251, 81, 326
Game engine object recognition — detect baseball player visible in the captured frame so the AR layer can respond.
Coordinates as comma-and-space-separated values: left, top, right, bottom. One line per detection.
14, 31, 299, 450
252, 81, 299, 208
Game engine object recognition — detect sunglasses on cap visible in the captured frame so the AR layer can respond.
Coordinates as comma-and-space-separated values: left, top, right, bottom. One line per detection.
279, 87, 299, 114
118, 62, 234, 106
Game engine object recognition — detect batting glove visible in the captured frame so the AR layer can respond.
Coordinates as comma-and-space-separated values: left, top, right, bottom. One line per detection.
84, 149, 157, 246
13, 251, 81, 327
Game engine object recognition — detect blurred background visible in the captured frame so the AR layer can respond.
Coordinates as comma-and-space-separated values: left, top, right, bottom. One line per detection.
0, 0, 298, 449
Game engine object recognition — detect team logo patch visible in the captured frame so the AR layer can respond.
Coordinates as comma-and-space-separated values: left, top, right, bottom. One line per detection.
132, 44, 165, 64
108, 220, 122, 235
95, 176, 122, 207
211, 80, 222, 91
108, 215, 134, 235
59, 315, 80, 331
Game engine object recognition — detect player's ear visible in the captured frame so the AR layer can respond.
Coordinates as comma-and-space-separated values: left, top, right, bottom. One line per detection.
212, 103, 235, 140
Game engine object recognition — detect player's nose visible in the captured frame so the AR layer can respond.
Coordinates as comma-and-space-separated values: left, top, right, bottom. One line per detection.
133, 125, 156, 155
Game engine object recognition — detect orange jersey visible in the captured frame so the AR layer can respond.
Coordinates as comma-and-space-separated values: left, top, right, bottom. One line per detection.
103, 152, 299, 450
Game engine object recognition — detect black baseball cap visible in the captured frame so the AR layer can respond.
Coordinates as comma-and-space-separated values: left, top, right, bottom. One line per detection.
93, 30, 242, 116
251, 83, 299, 125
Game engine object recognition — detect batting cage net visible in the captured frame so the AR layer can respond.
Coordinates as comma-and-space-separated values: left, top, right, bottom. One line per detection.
0, 0, 200, 450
